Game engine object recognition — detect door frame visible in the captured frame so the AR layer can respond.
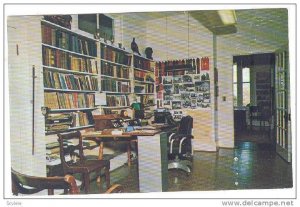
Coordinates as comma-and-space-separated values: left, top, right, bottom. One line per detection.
274, 47, 292, 162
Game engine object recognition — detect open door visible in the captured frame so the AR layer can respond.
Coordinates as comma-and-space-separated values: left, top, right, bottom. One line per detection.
275, 48, 291, 162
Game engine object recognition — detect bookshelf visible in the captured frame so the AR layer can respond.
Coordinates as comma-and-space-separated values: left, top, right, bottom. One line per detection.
98, 43, 156, 112
256, 72, 271, 117
41, 19, 98, 135
99, 42, 132, 109
132, 54, 156, 108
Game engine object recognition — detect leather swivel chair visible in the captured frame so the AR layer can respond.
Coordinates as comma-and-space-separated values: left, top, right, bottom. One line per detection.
168, 115, 193, 173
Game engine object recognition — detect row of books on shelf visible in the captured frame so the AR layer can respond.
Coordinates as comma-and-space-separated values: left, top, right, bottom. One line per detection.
44, 92, 95, 109
100, 44, 132, 66
101, 79, 131, 93
42, 24, 97, 57
140, 95, 154, 106
106, 95, 130, 107
134, 70, 155, 82
43, 47, 98, 74
101, 62, 130, 79
45, 111, 92, 132
134, 84, 154, 93
134, 56, 152, 71
46, 141, 60, 156
43, 70, 99, 91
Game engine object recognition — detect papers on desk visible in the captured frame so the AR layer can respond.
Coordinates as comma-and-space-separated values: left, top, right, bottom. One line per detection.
82, 131, 102, 138
111, 130, 123, 135
82, 129, 125, 137
124, 129, 158, 135
134, 126, 156, 130
138, 130, 158, 134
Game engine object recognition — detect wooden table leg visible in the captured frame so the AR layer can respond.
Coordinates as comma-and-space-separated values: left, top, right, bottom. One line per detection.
127, 142, 131, 167
97, 142, 104, 183
98, 141, 104, 160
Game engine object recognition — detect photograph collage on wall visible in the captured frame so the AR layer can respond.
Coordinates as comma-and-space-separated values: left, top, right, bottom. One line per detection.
162, 73, 211, 109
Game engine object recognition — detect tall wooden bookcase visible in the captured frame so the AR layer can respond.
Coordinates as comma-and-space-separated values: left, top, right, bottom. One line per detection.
132, 54, 156, 117
8, 15, 157, 177
99, 42, 132, 112
98, 41, 156, 115
41, 19, 98, 135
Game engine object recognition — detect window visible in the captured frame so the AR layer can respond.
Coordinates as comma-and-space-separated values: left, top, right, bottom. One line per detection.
78, 14, 97, 35
99, 14, 114, 41
242, 67, 250, 106
233, 64, 238, 106
233, 65, 251, 107
78, 14, 114, 41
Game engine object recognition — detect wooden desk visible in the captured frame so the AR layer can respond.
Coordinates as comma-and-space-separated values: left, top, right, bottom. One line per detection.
82, 131, 135, 166
82, 125, 175, 192
82, 126, 164, 161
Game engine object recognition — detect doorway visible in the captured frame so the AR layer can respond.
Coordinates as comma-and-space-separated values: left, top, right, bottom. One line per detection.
275, 48, 291, 162
233, 54, 275, 146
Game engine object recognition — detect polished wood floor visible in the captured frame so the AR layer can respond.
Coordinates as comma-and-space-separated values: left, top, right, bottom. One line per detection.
87, 136, 292, 193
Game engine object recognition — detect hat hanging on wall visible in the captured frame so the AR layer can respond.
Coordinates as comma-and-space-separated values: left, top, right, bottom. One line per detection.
201, 57, 210, 70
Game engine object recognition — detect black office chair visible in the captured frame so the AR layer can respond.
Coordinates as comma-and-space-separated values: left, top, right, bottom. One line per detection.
168, 115, 193, 173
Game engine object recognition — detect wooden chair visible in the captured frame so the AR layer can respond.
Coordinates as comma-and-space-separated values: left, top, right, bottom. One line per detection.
57, 131, 110, 194
249, 105, 260, 130
11, 168, 79, 195
249, 105, 271, 132
12, 169, 124, 195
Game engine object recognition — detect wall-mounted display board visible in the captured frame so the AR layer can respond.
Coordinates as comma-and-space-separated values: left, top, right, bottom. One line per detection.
161, 73, 211, 109
155, 57, 211, 110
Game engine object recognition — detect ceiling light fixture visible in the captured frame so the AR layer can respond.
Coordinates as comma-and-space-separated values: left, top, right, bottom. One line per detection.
217, 10, 237, 25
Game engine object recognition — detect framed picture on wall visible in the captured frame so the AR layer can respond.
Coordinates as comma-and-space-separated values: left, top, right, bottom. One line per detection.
163, 76, 173, 84
173, 76, 182, 83
172, 101, 182, 109
195, 81, 210, 92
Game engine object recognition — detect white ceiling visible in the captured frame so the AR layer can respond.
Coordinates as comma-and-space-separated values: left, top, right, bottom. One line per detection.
108, 8, 289, 54
227, 8, 288, 54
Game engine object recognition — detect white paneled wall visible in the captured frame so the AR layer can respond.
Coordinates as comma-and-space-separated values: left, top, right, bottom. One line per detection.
145, 12, 213, 61
8, 16, 46, 176
121, 13, 147, 55
216, 36, 235, 148
145, 12, 217, 150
